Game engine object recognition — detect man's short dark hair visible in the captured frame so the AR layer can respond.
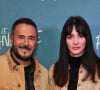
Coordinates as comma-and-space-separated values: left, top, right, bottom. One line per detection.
11, 18, 37, 35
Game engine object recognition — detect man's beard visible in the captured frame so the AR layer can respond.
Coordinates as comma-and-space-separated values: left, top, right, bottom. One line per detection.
11, 44, 34, 61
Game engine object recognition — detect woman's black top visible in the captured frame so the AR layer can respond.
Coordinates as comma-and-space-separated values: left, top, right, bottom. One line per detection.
68, 55, 82, 90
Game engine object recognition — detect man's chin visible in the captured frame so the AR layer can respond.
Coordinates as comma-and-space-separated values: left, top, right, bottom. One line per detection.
17, 55, 32, 61
20, 56, 31, 61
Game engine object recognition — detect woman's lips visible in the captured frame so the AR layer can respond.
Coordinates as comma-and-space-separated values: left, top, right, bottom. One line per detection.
72, 47, 80, 50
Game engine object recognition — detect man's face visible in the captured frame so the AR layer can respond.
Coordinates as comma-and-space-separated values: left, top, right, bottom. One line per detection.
10, 23, 37, 60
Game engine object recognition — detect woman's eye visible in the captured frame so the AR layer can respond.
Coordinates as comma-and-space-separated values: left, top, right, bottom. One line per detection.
79, 34, 84, 37
67, 35, 72, 39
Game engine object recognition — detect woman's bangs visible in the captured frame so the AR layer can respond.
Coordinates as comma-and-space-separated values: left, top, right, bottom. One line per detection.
75, 25, 86, 36
66, 25, 73, 35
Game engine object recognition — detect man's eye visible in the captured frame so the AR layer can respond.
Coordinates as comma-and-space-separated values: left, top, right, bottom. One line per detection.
29, 37, 35, 40
18, 36, 24, 39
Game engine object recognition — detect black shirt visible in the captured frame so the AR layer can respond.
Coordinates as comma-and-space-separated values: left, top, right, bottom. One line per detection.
24, 59, 35, 90
68, 55, 82, 90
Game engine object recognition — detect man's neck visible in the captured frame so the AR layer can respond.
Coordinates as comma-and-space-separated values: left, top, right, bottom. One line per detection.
11, 52, 31, 67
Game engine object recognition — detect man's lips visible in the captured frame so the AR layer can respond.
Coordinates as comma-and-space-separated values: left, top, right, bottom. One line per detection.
19, 46, 31, 50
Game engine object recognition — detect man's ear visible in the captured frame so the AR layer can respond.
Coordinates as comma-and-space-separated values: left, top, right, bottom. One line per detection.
10, 35, 13, 44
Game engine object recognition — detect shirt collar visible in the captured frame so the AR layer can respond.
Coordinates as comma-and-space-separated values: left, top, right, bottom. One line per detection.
6, 48, 40, 79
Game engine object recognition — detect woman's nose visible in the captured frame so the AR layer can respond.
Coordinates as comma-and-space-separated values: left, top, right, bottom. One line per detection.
73, 37, 79, 44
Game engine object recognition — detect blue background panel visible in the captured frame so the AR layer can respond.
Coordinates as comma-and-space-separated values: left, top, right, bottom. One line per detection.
0, 0, 100, 69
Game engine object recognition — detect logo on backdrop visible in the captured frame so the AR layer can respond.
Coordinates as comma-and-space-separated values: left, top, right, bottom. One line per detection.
96, 35, 100, 50
0, 27, 10, 50
0, 27, 43, 50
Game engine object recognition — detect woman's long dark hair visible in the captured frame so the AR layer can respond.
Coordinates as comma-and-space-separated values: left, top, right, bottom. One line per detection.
53, 16, 100, 87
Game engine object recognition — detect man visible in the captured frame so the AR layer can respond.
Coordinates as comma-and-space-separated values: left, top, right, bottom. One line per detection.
0, 18, 48, 90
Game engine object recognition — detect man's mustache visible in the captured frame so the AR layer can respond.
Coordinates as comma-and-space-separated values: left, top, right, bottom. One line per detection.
19, 45, 31, 50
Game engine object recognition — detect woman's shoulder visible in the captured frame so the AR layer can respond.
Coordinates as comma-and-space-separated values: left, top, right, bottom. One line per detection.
49, 64, 56, 78
49, 64, 55, 73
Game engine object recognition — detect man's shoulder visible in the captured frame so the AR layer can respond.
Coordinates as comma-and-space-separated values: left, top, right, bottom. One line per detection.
34, 57, 48, 74
0, 55, 8, 69
39, 63, 48, 73
0, 54, 5, 57
49, 64, 55, 72
0, 55, 7, 62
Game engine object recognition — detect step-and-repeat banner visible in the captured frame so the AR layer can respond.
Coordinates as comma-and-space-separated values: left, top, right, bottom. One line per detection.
0, 0, 100, 69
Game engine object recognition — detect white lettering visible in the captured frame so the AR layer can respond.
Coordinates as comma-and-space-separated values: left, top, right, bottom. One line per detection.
37, 29, 43, 44
2, 33, 10, 46
0, 27, 11, 50
96, 35, 100, 50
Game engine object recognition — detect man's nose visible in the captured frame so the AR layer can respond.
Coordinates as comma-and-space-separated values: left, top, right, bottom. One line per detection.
24, 38, 29, 45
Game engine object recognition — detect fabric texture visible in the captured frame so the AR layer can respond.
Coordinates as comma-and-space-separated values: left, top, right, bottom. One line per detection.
0, 48, 49, 90
49, 64, 100, 90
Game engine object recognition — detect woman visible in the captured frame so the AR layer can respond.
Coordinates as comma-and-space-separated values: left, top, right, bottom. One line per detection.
49, 16, 100, 90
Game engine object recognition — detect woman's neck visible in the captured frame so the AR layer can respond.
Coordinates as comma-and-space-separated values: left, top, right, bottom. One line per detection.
69, 55, 82, 68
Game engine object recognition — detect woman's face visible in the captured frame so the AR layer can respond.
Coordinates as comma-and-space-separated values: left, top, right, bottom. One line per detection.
66, 25, 86, 57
